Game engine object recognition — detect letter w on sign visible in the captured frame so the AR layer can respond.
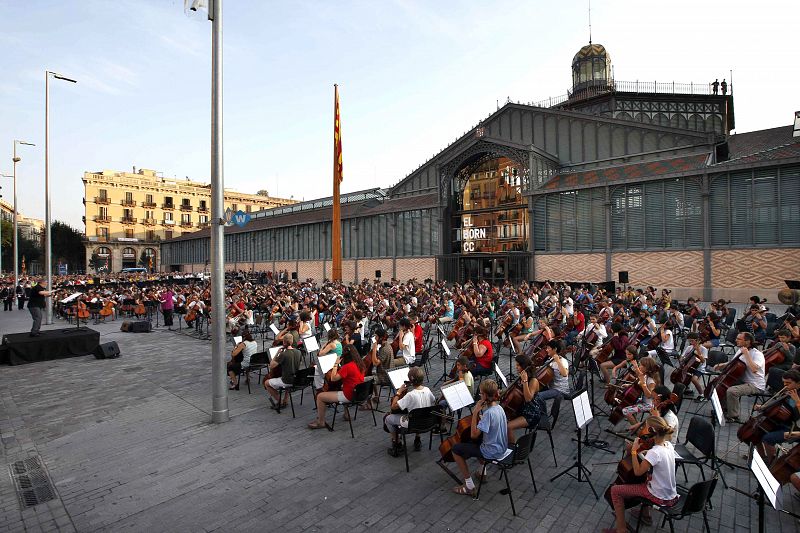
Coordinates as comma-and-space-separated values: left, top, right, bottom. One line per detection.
233, 210, 251, 228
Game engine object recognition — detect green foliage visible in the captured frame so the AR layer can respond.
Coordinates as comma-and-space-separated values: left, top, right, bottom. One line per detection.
50, 221, 85, 273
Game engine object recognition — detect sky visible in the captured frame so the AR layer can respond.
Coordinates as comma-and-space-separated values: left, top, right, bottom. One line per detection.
1, 0, 798, 229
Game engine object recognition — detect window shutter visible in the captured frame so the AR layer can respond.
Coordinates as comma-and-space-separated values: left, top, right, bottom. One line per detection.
709, 175, 729, 246
533, 197, 546, 251
753, 169, 778, 246
780, 166, 800, 245
730, 171, 753, 246
576, 190, 591, 250
645, 181, 666, 248
611, 187, 626, 249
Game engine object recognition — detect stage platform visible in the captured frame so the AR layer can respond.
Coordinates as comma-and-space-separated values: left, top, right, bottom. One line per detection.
1, 327, 100, 365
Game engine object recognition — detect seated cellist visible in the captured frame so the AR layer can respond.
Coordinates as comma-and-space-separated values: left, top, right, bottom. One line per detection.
756, 369, 800, 464
451, 379, 508, 498
603, 416, 678, 533
506, 354, 546, 444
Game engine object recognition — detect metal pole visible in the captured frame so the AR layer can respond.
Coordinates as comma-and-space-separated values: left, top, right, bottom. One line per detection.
13, 143, 18, 291
45, 72, 52, 324
209, 0, 229, 423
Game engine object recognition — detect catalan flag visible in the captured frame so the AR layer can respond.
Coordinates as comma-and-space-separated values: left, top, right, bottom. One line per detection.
334, 84, 343, 183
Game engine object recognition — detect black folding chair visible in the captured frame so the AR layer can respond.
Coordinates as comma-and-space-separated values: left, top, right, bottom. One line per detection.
474, 431, 538, 516
239, 351, 270, 394
330, 382, 377, 438
535, 394, 562, 466
274, 367, 315, 418
398, 406, 445, 472
634, 478, 717, 533
674, 416, 725, 487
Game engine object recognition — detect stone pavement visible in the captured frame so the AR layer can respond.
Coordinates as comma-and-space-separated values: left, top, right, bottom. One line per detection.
1, 308, 799, 532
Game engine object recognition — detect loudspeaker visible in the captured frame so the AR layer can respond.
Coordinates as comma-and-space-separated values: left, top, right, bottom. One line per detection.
618, 271, 629, 284
375, 270, 381, 279
129, 320, 152, 333
291, 272, 297, 280
601, 281, 616, 294
120, 321, 131, 332
94, 341, 121, 359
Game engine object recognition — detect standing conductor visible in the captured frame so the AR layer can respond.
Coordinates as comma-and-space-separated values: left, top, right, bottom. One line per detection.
28, 279, 53, 337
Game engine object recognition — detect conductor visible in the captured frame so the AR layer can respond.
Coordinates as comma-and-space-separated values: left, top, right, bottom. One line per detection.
28, 279, 53, 337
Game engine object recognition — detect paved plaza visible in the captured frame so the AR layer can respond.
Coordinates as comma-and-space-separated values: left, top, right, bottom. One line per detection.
1, 309, 799, 533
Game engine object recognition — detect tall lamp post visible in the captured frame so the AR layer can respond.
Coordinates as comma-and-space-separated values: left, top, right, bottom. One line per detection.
186, 0, 228, 423
0, 173, 12, 275
13, 140, 35, 291
45, 71, 77, 325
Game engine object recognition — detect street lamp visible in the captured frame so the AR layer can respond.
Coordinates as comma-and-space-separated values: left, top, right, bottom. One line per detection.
184, 0, 228, 423
0, 173, 12, 275
45, 70, 77, 325
13, 140, 35, 292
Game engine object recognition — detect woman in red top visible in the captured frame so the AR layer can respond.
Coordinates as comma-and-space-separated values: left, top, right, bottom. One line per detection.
471, 326, 493, 370
308, 345, 365, 429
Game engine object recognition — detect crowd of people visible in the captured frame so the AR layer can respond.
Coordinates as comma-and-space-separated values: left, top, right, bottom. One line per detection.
6, 271, 800, 531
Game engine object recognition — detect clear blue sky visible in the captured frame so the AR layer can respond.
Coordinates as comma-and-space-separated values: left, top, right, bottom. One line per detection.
1, 0, 798, 229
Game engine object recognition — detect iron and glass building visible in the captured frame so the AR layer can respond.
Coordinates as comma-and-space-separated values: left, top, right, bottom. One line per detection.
161, 43, 800, 301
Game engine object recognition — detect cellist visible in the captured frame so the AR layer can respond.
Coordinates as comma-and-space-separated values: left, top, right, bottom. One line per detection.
450, 379, 508, 498
603, 416, 678, 533
755, 369, 800, 464
713, 331, 766, 423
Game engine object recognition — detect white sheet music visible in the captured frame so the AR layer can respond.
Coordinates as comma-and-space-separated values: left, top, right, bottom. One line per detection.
751, 450, 783, 510
317, 353, 337, 374
441, 339, 451, 356
269, 324, 280, 335
495, 363, 508, 388
437, 326, 446, 338
711, 389, 725, 427
303, 336, 320, 353
572, 390, 593, 429
441, 380, 474, 411
269, 346, 282, 360
323, 322, 331, 332
388, 366, 411, 390
233, 336, 242, 345
60, 292, 82, 303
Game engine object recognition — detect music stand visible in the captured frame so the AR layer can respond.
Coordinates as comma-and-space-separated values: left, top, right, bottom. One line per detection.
550, 389, 599, 499
432, 338, 453, 388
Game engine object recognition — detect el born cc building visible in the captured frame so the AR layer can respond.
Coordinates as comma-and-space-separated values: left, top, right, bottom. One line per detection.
160, 43, 800, 301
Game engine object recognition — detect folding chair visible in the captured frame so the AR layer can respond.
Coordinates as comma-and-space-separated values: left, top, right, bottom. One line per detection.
474, 431, 538, 516
239, 351, 269, 394
535, 394, 562, 466
633, 478, 717, 533
398, 406, 445, 472
330, 382, 377, 438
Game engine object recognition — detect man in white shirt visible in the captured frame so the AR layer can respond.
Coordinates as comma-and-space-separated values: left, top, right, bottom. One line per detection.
384, 367, 436, 456
577, 314, 607, 357
714, 332, 765, 423
398, 317, 416, 365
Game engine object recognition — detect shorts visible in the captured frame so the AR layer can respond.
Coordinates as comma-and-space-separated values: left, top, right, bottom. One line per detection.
762, 429, 789, 446
337, 391, 349, 403
452, 442, 485, 460
267, 377, 292, 389
708, 339, 720, 347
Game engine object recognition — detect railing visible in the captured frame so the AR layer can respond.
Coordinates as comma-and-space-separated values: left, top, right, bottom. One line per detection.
197, 206, 209, 213
94, 196, 110, 205
162, 219, 175, 226
121, 199, 137, 207
527, 79, 726, 109
121, 217, 137, 224
142, 201, 156, 208
180, 204, 193, 211
180, 221, 194, 228
162, 203, 175, 210
198, 222, 210, 228
143, 218, 157, 225
93, 215, 111, 223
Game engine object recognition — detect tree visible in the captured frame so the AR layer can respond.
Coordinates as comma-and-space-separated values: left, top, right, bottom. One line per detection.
51, 221, 85, 274
88, 253, 102, 272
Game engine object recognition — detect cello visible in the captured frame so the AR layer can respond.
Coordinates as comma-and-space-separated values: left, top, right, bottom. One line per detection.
669, 343, 703, 387
737, 388, 794, 445
603, 426, 657, 507
703, 350, 748, 406
771, 442, 800, 485
605, 365, 642, 425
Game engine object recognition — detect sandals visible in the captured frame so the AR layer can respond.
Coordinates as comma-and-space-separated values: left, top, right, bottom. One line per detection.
307, 421, 326, 429
452, 485, 475, 497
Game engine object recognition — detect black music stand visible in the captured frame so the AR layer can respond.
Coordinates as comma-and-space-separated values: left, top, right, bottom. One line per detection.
551, 389, 599, 499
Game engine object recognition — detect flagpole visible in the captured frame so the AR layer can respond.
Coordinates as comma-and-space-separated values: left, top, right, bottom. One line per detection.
332, 84, 343, 282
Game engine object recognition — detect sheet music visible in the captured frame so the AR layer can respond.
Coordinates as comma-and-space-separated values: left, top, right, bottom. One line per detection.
495, 363, 508, 388
572, 390, 593, 429
303, 336, 320, 353
710, 389, 725, 427
441, 339, 451, 356
269, 346, 282, 360
437, 326, 446, 338
751, 450, 782, 510
323, 322, 331, 332
441, 380, 474, 411
269, 324, 280, 335
388, 366, 410, 390
60, 292, 82, 303
233, 336, 242, 345
317, 353, 337, 375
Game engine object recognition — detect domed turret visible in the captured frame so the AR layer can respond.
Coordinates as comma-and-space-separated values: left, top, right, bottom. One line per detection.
571, 43, 612, 95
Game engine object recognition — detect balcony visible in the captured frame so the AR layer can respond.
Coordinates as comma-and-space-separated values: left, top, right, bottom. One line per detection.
180, 221, 194, 228
142, 201, 157, 208
198, 221, 210, 228
180, 204, 193, 212
143, 217, 157, 226
121, 199, 137, 207
93, 215, 111, 223
120, 217, 137, 225
162, 203, 175, 210
162, 219, 175, 226
197, 206, 209, 213
94, 196, 110, 205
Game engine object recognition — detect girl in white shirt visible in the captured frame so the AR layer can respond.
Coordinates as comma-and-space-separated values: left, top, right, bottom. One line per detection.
604, 416, 679, 533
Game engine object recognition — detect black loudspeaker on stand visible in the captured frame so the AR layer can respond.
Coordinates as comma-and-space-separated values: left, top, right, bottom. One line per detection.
618, 271, 629, 285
